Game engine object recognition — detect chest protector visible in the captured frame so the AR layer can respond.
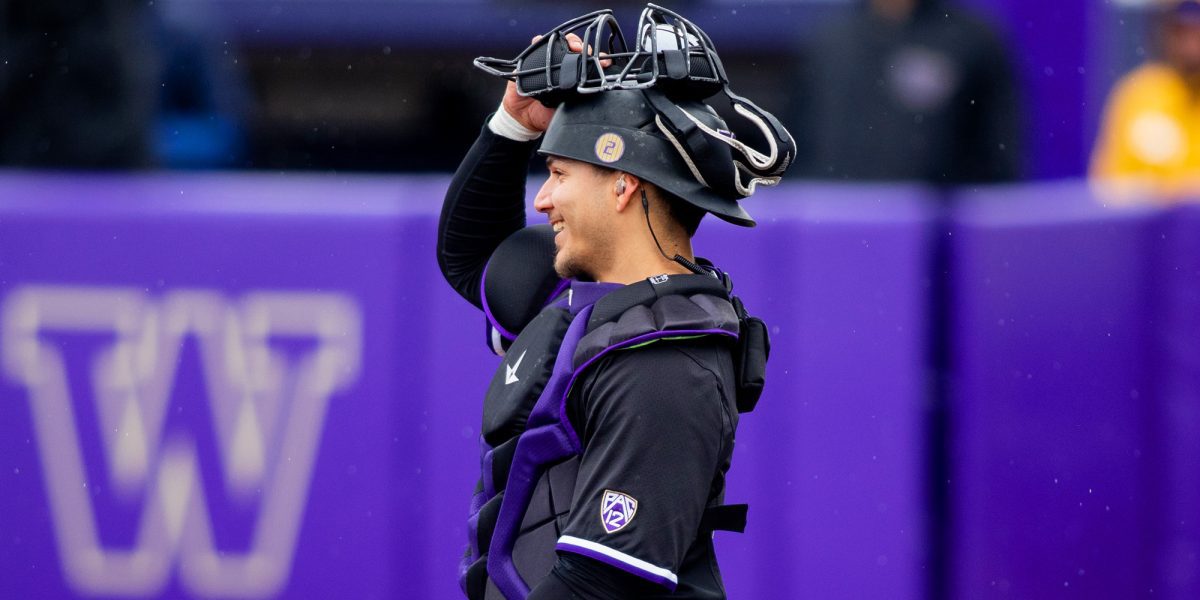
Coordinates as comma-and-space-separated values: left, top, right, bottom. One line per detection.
459, 270, 766, 600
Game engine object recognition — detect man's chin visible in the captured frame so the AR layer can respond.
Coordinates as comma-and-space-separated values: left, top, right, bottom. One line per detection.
554, 254, 592, 280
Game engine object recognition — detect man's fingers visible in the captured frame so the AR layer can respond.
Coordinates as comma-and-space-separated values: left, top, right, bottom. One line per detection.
542, 32, 609, 67
565, 33, 584, 52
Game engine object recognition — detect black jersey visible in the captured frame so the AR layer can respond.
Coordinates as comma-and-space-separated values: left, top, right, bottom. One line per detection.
441, 123, 740, 599
554, 338, 738, 599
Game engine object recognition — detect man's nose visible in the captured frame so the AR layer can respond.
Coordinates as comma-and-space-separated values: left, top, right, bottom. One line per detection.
533, 178, 554, 213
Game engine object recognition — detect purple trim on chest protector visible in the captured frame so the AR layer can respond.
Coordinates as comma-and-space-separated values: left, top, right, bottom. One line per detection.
481, 280, 736, 598
489, 325, 737, 596
551, 327, 738, 452
554, 280, 623, 314
487, 303, 597, 599
544, 277, 570, 305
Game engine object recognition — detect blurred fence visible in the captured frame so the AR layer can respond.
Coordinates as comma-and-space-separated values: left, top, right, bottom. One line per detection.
0, 173, 1196, 599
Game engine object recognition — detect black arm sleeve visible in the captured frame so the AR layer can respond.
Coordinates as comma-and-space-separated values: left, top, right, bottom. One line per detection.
527, 553, 659, 600
437, 120, 540, 308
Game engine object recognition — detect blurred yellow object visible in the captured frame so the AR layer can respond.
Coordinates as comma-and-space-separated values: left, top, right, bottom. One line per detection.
1090, 63, 1200, 203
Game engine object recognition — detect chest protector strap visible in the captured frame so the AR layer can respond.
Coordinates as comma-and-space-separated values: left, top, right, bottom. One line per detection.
486, 302, 598, 598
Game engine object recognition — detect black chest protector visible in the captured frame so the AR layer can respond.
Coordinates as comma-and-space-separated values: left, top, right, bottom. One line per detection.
459, 233, 769, 600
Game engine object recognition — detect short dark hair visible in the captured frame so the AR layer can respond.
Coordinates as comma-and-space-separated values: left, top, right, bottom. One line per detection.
662, 190, 705, 238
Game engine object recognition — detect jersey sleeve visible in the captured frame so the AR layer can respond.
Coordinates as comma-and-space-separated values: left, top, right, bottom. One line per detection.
437, 119, 539, 309
555, 342, 735, 591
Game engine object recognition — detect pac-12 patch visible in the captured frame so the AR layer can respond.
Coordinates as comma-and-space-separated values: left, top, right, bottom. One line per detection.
600, 489, 638, 534
594, 133, 625, 164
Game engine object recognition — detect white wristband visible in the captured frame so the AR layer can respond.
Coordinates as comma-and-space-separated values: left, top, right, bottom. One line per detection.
488, 104, 542, 142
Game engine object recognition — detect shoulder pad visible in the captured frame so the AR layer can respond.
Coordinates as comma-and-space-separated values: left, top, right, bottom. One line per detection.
482, 225, 565, 345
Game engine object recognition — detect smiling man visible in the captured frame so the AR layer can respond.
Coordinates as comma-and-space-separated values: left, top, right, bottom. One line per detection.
437, 8, 792, 599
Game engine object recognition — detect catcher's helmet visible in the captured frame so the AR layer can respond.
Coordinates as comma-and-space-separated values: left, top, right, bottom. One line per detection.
539, 89, 786, 227
479, 3, 794, 227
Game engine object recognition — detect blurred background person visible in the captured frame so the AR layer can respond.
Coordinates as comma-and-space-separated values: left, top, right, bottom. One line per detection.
789, 0, 1022, 184
0, 0, 160, 168
1091, 0, 1200, 202
0, 0, 251, 171
152, 0, 251, 169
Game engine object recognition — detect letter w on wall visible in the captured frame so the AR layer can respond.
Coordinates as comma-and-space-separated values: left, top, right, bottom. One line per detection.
2, 286, 363, 598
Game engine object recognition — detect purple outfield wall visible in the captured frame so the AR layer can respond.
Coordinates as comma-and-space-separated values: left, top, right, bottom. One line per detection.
946, 183, 1200, 599
0, 172, 931, 600
1, 172, 1197, 599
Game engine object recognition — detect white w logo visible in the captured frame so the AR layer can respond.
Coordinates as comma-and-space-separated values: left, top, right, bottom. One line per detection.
1, 286, 362, 598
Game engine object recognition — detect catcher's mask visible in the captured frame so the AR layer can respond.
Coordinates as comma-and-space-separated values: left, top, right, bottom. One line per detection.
476, 4, 795, 222
474, 4, 727, 104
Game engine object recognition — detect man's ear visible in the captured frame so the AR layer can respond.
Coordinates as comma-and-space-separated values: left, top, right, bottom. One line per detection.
613, 172, 642, 213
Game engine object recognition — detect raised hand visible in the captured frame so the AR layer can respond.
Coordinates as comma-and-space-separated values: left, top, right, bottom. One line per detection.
500, 33, 608, 133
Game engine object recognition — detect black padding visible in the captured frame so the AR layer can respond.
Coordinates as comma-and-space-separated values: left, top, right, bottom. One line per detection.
700, 504, 748, 533
490, 437, 519, 494
483, 307, 572, 445
587, 273, 728, 330
511, 518, 561, 591
522, 470, 555, 533
547, 457, 580, 517
663, 49, 688, 79
518, 37, 569, 94
476, 492, 504, 551
558, 52, 581, 90
483, 225, 562, 337
466, 556, 490, 600
731, 296, 770, 413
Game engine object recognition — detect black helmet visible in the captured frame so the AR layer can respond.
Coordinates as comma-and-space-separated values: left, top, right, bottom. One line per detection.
539, 88, 789, 227
479, 4, 794, 227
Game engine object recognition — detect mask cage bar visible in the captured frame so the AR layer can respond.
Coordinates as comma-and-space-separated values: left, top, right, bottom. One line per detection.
473, 4, 734, 96
474, 10, 646, 94
635, 3, 726, 86
576, 13, 651, 93
474, 10, 611, 79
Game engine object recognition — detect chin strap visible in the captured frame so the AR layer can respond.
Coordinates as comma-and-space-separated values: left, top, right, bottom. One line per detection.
641, 189, 708, 276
